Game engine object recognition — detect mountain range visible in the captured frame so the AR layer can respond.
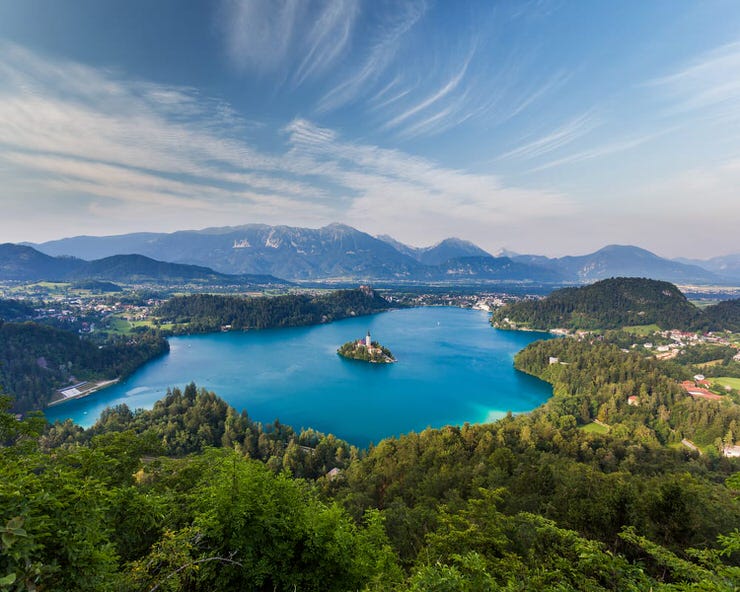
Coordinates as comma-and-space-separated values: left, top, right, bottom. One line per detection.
20, 223, 739, 284
0, 243, 287, 286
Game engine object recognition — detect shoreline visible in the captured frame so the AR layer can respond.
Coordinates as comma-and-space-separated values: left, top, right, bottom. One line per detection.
47, 378, 120, 407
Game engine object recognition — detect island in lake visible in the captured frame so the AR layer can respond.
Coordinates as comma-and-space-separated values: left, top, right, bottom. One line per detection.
337, 331, 396, 363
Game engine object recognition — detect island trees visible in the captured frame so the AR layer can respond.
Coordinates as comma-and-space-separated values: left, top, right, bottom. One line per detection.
337, 337, 395, 364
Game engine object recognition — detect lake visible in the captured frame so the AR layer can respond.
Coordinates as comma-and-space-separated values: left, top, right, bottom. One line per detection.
45, 307, 552, 447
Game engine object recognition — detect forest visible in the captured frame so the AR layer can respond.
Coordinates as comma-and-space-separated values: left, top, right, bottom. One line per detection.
491, 277, 735, 331
2, 367, 740, 591
155, 287, 397, 334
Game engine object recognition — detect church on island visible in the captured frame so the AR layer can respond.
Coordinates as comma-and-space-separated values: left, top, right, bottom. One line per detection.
337, 331, 396, 364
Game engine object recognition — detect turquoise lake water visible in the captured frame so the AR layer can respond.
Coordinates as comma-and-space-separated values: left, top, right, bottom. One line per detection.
45, 307, 553, 447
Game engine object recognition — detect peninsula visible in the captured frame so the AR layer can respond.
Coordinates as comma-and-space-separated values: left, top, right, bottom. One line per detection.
337, 331, 396, 364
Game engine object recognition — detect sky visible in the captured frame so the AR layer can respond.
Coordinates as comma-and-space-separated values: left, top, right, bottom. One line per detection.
0, 0, 739, 258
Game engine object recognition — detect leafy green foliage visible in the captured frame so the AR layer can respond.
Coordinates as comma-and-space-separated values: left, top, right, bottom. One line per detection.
48, 383, 359, 479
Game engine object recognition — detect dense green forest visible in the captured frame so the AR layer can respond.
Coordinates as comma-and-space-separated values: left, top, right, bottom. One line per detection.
703, 299, 740, 332
155, 287, 397, 334
491, 277, 734, 331
45, 383, 357, 478
3, 369, 740, 590
0, 299, 34, 321
0, 321, 168, 413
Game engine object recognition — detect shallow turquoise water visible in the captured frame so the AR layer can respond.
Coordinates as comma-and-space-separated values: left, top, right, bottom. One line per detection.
45, 307, 552, 447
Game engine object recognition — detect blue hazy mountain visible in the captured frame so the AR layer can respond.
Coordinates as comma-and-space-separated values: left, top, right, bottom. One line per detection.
30, 225, 723, 284
674, 253, 740, 282
376, 235, 492, 266
508, 245, 720, 284
0, 243, 287, 285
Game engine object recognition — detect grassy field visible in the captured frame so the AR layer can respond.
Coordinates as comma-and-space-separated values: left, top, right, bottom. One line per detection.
104, 316, 133, 335
103, 316, 176, 335
622, 324, 661, 336
580, 421, 609, 434
130, 319, 176, 332
713, 376, 740, 391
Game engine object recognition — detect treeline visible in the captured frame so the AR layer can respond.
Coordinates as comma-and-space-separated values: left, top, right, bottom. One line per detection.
492, 277, 737, 331
703, 298, 740, 332
0, 321, 168, 413
514, 338, 740, 447
45, 383, 357, 479
156, 288, 396, 333
0, 299, 34, 321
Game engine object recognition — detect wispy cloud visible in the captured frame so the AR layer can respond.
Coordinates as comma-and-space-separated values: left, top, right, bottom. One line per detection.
382, 48, 475, 131
316, 0, 427, 112
499, 111, 600, 161
649, 40, 740, 123
217, 0, 304, 73
292, 0, 359, 86
216, 0, 359, 86
528, 132, 663, 172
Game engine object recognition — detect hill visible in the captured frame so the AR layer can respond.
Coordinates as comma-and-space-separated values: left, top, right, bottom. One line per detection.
155, 286, 397, 333
702, 298, 740, 332
510, 245, 720, 284
0, 243, 83, 281
0, 321, 168, 413
491, 277, 706, 331
0, 244, 289, 286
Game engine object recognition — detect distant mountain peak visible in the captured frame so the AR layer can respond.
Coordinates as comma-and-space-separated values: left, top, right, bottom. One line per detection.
494, 247, 520, 258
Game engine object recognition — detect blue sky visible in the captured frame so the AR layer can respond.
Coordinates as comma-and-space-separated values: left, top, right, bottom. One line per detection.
0, 0, 739, 257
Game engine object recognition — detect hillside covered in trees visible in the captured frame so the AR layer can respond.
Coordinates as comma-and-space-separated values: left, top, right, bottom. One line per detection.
155, 287, 397, 333
513, 337, 739, 447
0, 299, 34, 321
0, 321, 168, 413
491, 277, 736, 331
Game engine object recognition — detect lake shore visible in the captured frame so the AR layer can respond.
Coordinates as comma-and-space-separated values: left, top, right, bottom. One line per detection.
48, 378, 120, 407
